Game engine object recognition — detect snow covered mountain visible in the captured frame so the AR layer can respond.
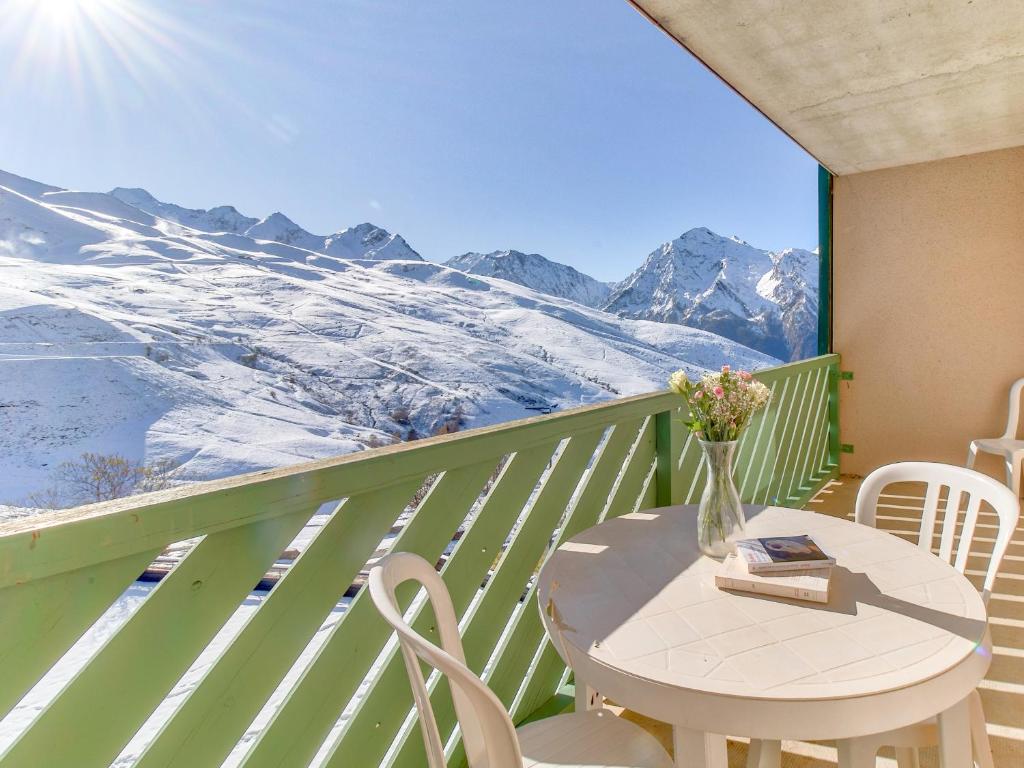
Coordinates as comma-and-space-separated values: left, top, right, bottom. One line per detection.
0, 169, 776, 506
602, 228, 818, 361
757, 247, 819, 361
110, 187, 422, 261
446, 250, 612, 308
444, 231, 818, 360
110, 187, 258, 234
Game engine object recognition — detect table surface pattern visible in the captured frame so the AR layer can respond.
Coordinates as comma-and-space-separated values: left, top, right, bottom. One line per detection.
539, 506, 989, 702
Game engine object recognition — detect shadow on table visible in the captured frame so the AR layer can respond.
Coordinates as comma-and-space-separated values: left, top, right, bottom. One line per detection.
814, 566, 986, 641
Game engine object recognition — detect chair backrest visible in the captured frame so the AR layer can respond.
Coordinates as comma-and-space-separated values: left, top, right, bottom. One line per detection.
1002, 377, 1024, 439
368, 552, 523, 768
856, 462, 1020, 603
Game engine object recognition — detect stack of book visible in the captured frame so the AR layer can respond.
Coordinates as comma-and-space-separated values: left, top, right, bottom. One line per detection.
715, 534, 835, 603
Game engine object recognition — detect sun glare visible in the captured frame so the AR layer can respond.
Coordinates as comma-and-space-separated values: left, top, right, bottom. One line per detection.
4, 0, 135, 82
0, 0, 209, 115
1, 0, 291, 138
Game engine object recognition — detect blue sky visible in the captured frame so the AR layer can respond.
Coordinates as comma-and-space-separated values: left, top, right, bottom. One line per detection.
0, 0, 817, 281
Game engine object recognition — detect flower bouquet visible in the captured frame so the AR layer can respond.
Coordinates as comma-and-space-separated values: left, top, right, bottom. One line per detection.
669, 365, 771, 557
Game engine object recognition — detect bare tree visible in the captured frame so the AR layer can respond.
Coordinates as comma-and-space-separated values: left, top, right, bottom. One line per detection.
136, 458, 180, 494
54, 453, 139, 503
23, 453, 181, 509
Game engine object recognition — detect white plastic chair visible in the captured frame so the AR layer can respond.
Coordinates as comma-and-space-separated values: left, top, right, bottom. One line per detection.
368, 551, 673, 768
835, 462, 1020, 768
968, 376, 1024, 497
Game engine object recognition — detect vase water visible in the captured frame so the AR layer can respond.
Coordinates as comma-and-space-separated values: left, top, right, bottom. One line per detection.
697, 439, 745, 558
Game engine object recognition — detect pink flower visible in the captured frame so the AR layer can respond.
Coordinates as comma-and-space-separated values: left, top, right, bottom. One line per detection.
713, 386, 725, 399
721, 365, 731, 374
739, 370, 752, 381
693, 390, 704, 400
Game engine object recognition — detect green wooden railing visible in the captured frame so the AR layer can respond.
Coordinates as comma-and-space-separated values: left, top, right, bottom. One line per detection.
0, 354, 839, 768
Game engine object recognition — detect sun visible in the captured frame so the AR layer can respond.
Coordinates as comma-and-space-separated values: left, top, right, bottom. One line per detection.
9, 0, 119, 35
37, 0, 99, 25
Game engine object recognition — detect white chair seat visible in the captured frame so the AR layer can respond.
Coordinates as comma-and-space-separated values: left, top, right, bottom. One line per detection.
518, 710, 673, 768
972, 436, 1024, 456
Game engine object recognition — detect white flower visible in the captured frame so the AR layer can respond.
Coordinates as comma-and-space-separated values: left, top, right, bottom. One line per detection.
668, 370, 690, 395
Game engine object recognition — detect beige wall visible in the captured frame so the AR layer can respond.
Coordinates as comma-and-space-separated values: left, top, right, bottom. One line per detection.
833, 145, 1024, 478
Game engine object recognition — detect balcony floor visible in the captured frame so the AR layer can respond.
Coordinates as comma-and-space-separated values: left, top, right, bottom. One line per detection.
615, 476, 1024, 768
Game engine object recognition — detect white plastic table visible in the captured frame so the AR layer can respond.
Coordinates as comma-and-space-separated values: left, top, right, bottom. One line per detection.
537, 505, 990, 768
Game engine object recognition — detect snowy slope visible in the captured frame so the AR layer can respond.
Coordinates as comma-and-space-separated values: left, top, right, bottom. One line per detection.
0, 171, 776, 506
446, 250, 612, 308
603, 227, 817, 360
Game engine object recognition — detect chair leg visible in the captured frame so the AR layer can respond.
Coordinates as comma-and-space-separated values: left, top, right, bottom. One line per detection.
574, 682, 602, 711
747, 739, 782, 768
1007, 452, 1023, 498
895, 747, 919, 768
967, 443, 979, 469
969, 690, 994, 768
836, 738, 877, 768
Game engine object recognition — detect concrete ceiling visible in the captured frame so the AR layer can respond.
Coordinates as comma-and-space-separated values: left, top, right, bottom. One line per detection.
630, 0, 1024, 175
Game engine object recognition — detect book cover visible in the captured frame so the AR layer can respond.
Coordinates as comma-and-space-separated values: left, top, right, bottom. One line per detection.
715, 553, 831, 603
735, 534, 835, 573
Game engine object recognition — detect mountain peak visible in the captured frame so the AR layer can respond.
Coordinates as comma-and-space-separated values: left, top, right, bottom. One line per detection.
243, 212, 322, 250
346, 222, 378, 234
446, 249, 610, 308
603, 227, 815, 361
208, 204, 243, 216
260, 211, 298, 227
323, 222, 422, 261
678, 226, 718, 240
110, 187, 158, 205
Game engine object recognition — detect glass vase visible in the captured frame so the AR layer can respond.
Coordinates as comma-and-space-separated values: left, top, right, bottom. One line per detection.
697, 439, 745, 558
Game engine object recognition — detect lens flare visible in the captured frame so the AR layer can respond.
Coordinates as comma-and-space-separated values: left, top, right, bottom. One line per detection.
2, 1, 250, 131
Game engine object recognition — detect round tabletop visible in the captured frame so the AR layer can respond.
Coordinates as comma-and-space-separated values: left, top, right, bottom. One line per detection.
536, 505, 991, 740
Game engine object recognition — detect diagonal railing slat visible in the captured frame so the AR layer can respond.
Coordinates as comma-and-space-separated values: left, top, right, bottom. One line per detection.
499, 434, 659, 724
317, 441, 564, 768
0, 506, 320, 768
133, 476, 430, 768
756, 371, 796, 505
0, 548, 160, 721
243, 442, 560, 768
232, 461, 499, 768
473, 417, 654, 736
0, 354, 839, 768
603, 417, 657, 521
771, 369, 815, 504
391, 416, 650, 768
790, 366, 831, 501
330, 430, 608, 768
735, 381, 776, 498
